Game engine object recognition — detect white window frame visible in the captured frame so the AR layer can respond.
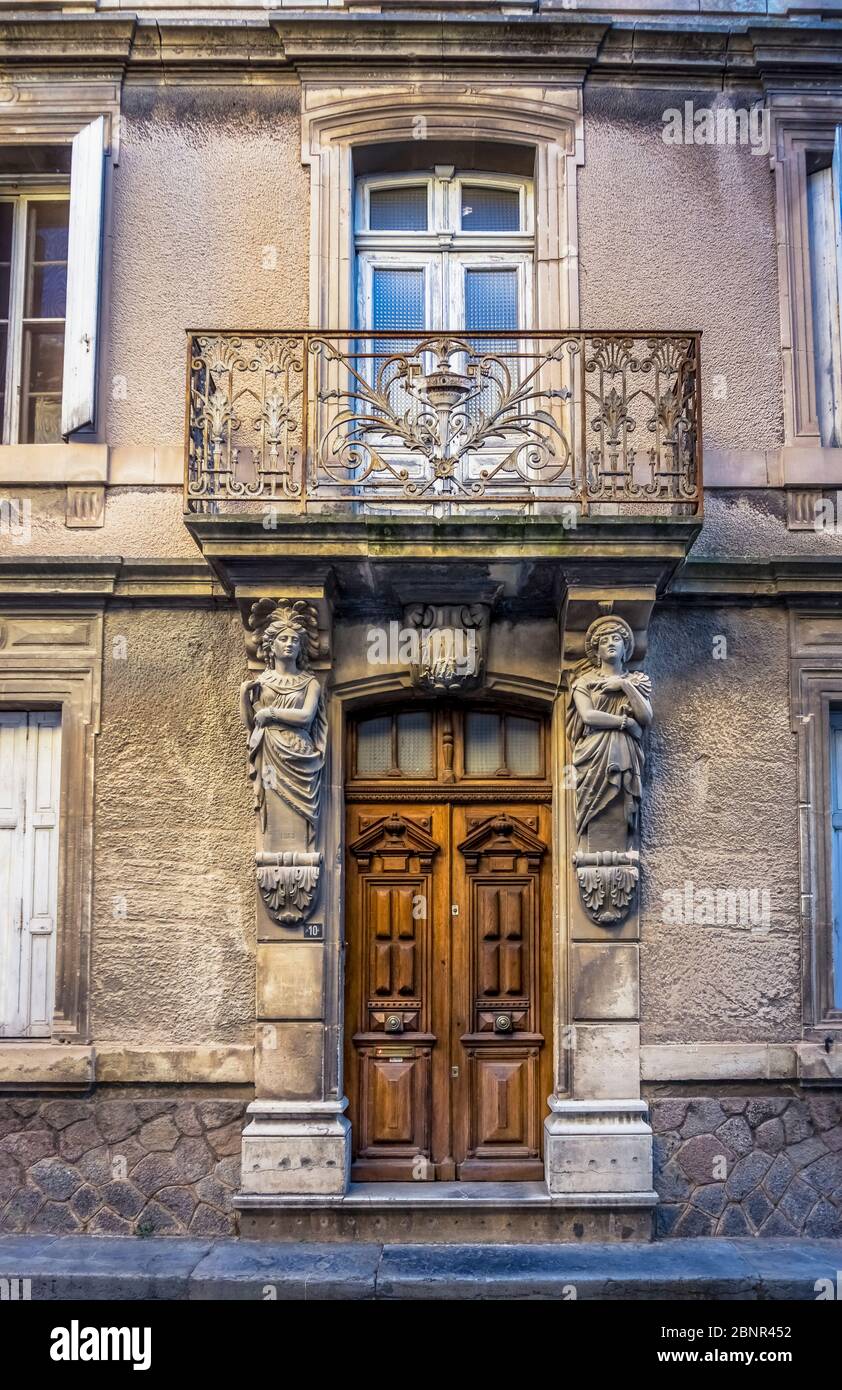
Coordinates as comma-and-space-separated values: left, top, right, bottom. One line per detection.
0, 186, 70, 446
355, 168, 534, 331
0, 115, 106, 444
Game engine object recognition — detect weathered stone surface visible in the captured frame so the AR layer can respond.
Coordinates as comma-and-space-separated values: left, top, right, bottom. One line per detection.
804, 1199, 842, 1238
30, 1201, 81, 1235
675, 1134, 734, 1185
763, 1153, 795, 1203
649, 1100, 688, 1132
0, 1186, 43, 1232
58, 1120, 104, 1163
787, 1137, 826, 1170
717, 1204, 750, 1236
137, 1201, 181, 1236
778, 1177, 817, 1230
101, 1181, 146, 1220
0, 1130, 54, 1164
681, 1100, 727, 1138
744, 1189, 773, 1232
656, 1159, 691, 1202
70, 1185, 102, 1221
30, 1159, 82, 1201
800, 1153, 842, 1197
40, 1101, 91, 1131
745, 1098, 788, 1127
691, 1184, 727, 1218
139, 1117, 180, 1153
189, 1203, 235, 1236
715, 1116, 753, 1157
156, 1186, 197, 1225
672, 1206, 713, 1237
0, 1099, 244, 1235
755, 1118, 785, 1154
95, 1102, 139, 1143
649, 1091, 842, 1238
782, 1105, 813, 1144
725, 1153, 772, 1200
205, 1122, 241, 1159
87, 1208, 134, 1236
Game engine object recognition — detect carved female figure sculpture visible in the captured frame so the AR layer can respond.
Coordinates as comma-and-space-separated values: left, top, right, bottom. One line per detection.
240, 601, 327, 850
566, 615, 653, 924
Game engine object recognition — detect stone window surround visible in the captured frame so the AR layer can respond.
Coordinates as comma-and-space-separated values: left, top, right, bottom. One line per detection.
772, 97, 842, 454
300, 78, 583, 332
790, 608, 842, 1036
0, 608, 103, 1043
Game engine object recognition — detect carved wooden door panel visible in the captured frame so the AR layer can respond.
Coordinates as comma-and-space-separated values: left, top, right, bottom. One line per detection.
452, 806, 553, 1180
345, 799, 551, 1181
345, 806, 449, 1180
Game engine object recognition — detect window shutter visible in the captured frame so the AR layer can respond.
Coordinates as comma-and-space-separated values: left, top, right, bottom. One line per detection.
831, 714, 842, 1011
61, 115, 106, 438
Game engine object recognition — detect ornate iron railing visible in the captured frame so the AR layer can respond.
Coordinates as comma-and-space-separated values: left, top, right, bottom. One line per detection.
184, 330, 702, 515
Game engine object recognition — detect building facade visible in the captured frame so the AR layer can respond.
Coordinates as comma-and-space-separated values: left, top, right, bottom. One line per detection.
0, 0, 841, 1243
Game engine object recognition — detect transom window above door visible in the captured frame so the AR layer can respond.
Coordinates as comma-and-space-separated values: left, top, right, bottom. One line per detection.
349, 706, 547, 785
355, 168, 534, 334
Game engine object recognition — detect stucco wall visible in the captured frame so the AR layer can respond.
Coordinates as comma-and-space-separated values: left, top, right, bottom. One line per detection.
640, 604, 801, 1043
579, 85, 783, 457
0, 487, 199, 559
104, 83, 310, 448
91, 607, 254, 1043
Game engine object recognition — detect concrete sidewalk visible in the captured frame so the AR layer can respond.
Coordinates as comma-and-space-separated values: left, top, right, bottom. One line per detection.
1, 1235, 841, 1299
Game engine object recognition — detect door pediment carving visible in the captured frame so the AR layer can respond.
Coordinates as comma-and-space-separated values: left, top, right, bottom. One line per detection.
349, 812, 440, 870
457, 812, 547, 872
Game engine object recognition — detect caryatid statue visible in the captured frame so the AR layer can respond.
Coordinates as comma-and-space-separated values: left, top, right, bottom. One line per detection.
240, 601, 327, 925
566, 614, 653, 924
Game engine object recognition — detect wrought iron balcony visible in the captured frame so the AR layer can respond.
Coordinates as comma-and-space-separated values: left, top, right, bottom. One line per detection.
184, 330, 702, 517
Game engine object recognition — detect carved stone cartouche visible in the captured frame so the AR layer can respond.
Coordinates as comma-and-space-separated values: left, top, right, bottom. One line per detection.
404, 601, 490, 692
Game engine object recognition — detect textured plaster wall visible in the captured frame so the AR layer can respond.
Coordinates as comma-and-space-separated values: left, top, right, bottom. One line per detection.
0, 487, 199, 559
579, 86, 783, 456
105, 83, 310, 447
640, 605, 801, 1042
91, 608, 254, 1043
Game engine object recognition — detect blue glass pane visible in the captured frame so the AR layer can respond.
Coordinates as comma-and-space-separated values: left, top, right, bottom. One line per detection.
465, 268, 518, 332
369, 186, 428, 232
371, 268, 426, 331
461, 185, 520, 232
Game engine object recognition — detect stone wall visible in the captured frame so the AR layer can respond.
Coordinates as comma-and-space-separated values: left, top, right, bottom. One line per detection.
0, 1097, 247, 1237
651, 1094, 842, 1238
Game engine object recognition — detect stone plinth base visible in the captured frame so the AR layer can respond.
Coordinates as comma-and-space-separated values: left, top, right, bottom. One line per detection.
234, 1182, 655, 1243
544, 1098, 655, 1198
239, 1099, 350, 1197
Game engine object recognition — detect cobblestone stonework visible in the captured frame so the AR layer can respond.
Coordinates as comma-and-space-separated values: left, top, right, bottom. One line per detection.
0, 1098, 245, 1236
651, 1094, 842, 1238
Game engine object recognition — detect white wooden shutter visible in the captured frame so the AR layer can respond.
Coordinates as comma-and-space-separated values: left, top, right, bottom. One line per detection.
0, 714, 28, 1037
61, 115, 106, 438
0, 712, 61, 1037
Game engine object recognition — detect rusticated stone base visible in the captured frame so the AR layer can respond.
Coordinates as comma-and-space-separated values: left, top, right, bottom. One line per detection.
651, 1093, 842, 1238
0, 1097, 246, 1236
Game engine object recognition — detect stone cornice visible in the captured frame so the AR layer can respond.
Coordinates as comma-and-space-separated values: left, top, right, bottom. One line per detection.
669, 555, 842, 601
0, 555, 228, 602
0, 12, 839, 81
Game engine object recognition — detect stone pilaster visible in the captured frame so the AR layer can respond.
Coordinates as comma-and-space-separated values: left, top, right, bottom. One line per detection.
237, 586, 350, 1197
545, 586, 657, 1208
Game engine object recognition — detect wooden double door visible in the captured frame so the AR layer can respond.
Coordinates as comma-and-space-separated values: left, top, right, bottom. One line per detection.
345, 752, 553, 1180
